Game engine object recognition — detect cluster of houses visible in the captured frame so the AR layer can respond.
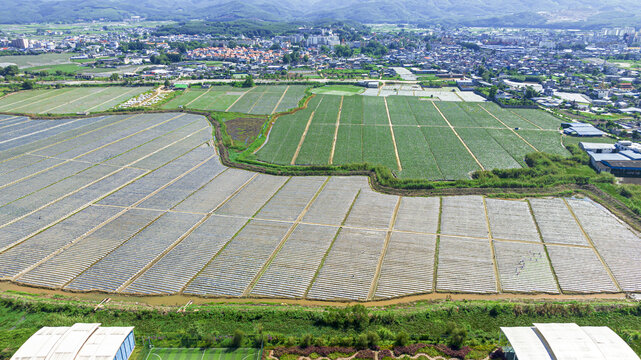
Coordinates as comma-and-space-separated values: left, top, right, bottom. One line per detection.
186, 47, 284, 64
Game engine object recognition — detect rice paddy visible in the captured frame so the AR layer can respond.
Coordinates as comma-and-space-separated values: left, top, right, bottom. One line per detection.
0, 113, 638, 301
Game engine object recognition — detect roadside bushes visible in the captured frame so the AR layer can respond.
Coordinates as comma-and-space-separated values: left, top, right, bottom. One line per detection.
321, 305, 370, 330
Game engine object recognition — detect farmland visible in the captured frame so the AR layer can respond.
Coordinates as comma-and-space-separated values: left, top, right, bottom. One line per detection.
257, 95, 566, 180
0, 113, 639, 301
0, 86, 151, 114
162, 85, 308, 114
0, 53, 75, 68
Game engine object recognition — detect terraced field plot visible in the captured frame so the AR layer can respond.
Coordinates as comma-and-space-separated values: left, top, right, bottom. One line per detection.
162, 85, 307, 114
0, 113, 638, 300
257, 95, 566, 180
0, 87, 151, 114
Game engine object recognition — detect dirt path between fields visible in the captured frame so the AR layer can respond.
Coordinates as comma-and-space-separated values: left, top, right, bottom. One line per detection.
431, 101, 485, 171
383, 97, 403, 171
508, 108, 543, 130
271, 85, 290, 114
329, 96, 344, 164
478, 104, 538, 151
226, 86, 254, 111
185, 87, 212, 107
291, 97, 324, 165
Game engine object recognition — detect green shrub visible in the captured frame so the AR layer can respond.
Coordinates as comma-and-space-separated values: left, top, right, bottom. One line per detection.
231, 329, 244, 348
394, 331, 409, 346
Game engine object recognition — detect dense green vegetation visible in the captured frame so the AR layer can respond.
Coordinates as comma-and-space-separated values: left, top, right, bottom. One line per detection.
1, 292, 640, 359
254, 95, 567, 180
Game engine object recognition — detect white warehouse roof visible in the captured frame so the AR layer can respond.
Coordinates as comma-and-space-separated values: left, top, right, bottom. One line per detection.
501, 323, 639, 360
12, 323, 134, 360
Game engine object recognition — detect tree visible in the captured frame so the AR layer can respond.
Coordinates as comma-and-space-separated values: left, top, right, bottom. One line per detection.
360, 41, 388, 57
164, 79, 171, 88
334, 45, 353, 58
21, 80, 34, 90
1, 65, 19, 77
109, 73, 119, 81
488, 86, 498, 100
242, 75, 254, 88
524, 86, 538, 99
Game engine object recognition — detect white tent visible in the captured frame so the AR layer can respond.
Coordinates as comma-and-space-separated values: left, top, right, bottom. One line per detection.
501, 323, 639, 360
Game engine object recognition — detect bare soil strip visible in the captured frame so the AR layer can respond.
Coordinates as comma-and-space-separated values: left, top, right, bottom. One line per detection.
367, 196, 402, 300
185, 87, 212, 107
40, 87, 109, 114
383, 97, 403, 171
431, 101, 485, 171
225, 87, 254, 112
85, 87, 142, 112
478, 104, 539, 151
562, 198, 622, 292
291, 97, 324, 165
328, 96, 344, 164
0, 280, 626, 308
271, 85, 290, 114
508, 108, 544, 130
483, 197, 502, 293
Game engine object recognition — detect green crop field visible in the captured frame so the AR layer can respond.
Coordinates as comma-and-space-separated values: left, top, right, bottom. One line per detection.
0, 53, 76, 68
145, 348, 261, 360
163, 85, 307, 114
0, 86, 151, 114
257, 94, 567, 180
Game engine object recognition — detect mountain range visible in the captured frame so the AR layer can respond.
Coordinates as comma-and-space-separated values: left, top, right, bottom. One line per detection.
1, 0, 640, 28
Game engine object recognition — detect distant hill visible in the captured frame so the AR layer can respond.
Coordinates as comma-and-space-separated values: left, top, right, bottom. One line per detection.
0, 0, 640, 28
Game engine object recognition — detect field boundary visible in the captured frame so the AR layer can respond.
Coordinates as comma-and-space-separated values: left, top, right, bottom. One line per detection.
367, 197, 401, 300
40, 87, 110, 114
4, 108, 641, 242
291, 97, 324, 165
225, 87, 254, 112
431, 101, 485, 171
328, 96, 343, 165
562, 198, 623, 292
185, 87, 212, 107
383, 97, 403, 171
508, 108, 543, 130
271, 85, 290, 114
478, 104, 538, 151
